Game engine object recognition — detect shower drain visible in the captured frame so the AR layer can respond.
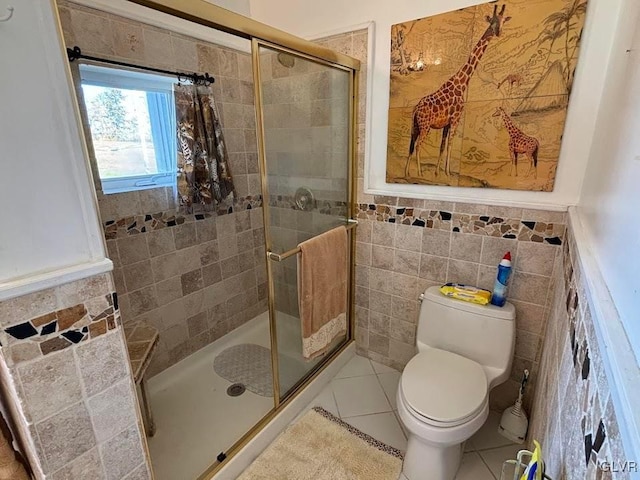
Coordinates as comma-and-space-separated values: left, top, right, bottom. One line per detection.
227, 383, 246, 397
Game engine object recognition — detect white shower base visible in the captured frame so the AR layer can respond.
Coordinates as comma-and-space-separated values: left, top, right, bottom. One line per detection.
145, 310, 322, 480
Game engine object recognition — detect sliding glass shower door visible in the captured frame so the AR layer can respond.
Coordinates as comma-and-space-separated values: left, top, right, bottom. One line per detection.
254, 42, 354, 401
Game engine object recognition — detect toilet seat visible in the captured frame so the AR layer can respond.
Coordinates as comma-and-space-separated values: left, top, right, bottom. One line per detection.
401, 348, 488, 427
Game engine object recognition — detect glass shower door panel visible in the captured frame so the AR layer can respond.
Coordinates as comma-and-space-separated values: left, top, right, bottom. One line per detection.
258, 45, 351, 399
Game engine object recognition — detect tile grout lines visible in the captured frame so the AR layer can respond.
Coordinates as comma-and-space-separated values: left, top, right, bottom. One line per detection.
371, 363, 409, 441
333, 358, 408, 440
478, 450, 500, 480
314, 356, 520, 479
475, 443, 526, 480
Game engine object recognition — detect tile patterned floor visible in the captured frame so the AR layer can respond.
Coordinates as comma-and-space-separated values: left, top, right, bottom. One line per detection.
302, 354, 524, 480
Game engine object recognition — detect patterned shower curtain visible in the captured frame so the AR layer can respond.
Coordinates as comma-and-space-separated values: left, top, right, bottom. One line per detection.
174, 84, 235, 212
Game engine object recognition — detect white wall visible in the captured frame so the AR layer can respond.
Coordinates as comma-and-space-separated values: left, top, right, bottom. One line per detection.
204, 0, 250, 16
578, 0, 640, 359
0, 0, 110, 299
251, 0, 623, 209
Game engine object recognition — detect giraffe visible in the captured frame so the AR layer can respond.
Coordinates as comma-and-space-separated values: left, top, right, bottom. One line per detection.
497, 73, 523, 92
492, 107, 539, 178
405, 4, 511, 178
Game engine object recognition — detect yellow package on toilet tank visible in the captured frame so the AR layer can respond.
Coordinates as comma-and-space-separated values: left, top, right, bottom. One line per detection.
439, 283, 492, 305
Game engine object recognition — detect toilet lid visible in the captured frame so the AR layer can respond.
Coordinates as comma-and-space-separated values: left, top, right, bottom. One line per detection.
401, 349, 487, 425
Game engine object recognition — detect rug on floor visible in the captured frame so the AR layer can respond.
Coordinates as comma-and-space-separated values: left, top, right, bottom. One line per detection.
213, 343, 306, 397
237, 407, 403, 480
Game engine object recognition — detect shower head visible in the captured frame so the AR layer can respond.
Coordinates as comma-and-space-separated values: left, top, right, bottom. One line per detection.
277, 52, 296, 68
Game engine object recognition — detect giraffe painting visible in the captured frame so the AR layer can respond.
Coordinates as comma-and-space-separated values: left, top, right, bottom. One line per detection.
386, 0, 589, 192
493, 107, 539, 178
405, 4, 511, 179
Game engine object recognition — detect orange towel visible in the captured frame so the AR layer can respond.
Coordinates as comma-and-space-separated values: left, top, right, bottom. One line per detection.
297, 226, 348, 360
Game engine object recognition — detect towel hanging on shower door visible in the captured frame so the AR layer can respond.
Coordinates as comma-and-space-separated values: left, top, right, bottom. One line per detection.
297, 226, 348, 360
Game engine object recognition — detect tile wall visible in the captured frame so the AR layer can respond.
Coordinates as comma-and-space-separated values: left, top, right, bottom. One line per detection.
57, 1, 268, 376
353, 202, 564, 412
100, 197, 267, 377
0, 274, 151, 479
528, 218, 631, 479
259, 41, 357, 318
322, 27, 563, 412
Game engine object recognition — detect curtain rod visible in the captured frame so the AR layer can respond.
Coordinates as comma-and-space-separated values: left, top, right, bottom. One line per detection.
66, 46, 215, 85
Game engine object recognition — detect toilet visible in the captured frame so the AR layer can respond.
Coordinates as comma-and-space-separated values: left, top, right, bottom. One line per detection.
397, 286, 516, 480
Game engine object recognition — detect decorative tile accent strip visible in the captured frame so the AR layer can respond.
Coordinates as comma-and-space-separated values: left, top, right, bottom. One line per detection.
519, 221, 564, 244
103, 195, 263, 239
269, 194, 348, 217
560, 231, 615, 474
3, 292, 119, 361
356, 203, 565, 244
528, 222, 628, 479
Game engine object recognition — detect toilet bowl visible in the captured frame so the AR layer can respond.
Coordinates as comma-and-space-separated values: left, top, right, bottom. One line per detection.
396, 348, 489, 479
397, 287, 516, 480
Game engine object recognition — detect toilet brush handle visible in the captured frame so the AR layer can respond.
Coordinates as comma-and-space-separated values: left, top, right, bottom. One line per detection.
519, 369, 529, 395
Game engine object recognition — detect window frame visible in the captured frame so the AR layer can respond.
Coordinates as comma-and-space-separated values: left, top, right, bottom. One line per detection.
79, 64, 177, 195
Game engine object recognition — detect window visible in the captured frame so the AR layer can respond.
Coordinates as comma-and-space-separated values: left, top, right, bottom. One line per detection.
79, 64, 177, 194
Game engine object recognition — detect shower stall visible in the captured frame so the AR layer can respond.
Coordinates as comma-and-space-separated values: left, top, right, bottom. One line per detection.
58, 0, 359, 478
255, 40, 357, 402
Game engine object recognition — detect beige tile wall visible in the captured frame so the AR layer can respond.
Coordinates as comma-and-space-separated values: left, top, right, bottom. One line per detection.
353, 205, 563, 412
312, 31, 367, 202
319, 27, 562, 411
57, 1, 268, 376
109, 208, 268, 376
0, 275, 151, 479
528, 218, 629, 479
261, 35, 360, 319
260, 48, 350, 203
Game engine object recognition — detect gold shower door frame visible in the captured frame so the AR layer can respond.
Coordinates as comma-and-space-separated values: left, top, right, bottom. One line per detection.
124, 1, 360, 478
252, 37, 357, 407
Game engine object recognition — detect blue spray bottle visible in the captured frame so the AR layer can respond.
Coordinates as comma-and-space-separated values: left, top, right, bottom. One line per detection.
490, 252, 512, 307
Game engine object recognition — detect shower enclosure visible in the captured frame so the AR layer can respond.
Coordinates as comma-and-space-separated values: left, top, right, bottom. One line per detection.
255, 41, 357, 404
59, 0, 359, 478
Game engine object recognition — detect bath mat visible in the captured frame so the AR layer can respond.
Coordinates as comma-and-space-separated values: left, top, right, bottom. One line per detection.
213, 344, 305, 397
237, 407, 403, 480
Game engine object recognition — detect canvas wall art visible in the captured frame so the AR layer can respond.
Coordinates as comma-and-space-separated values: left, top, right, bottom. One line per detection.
386, 0, 588, 191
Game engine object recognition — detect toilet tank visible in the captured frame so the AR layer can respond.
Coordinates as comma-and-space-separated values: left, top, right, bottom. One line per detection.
417, 286, 516, 388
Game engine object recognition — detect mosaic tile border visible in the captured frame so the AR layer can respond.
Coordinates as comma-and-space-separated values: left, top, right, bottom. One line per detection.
2, 292, 120, 361
562, 231, 613, 473
356, 203, 565, 245
103, 194, 263, 240
269, 194, 348, 217
530, 223, 628, 478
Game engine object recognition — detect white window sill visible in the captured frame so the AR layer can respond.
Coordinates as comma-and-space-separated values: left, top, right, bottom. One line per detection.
101, 173, 175, 195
